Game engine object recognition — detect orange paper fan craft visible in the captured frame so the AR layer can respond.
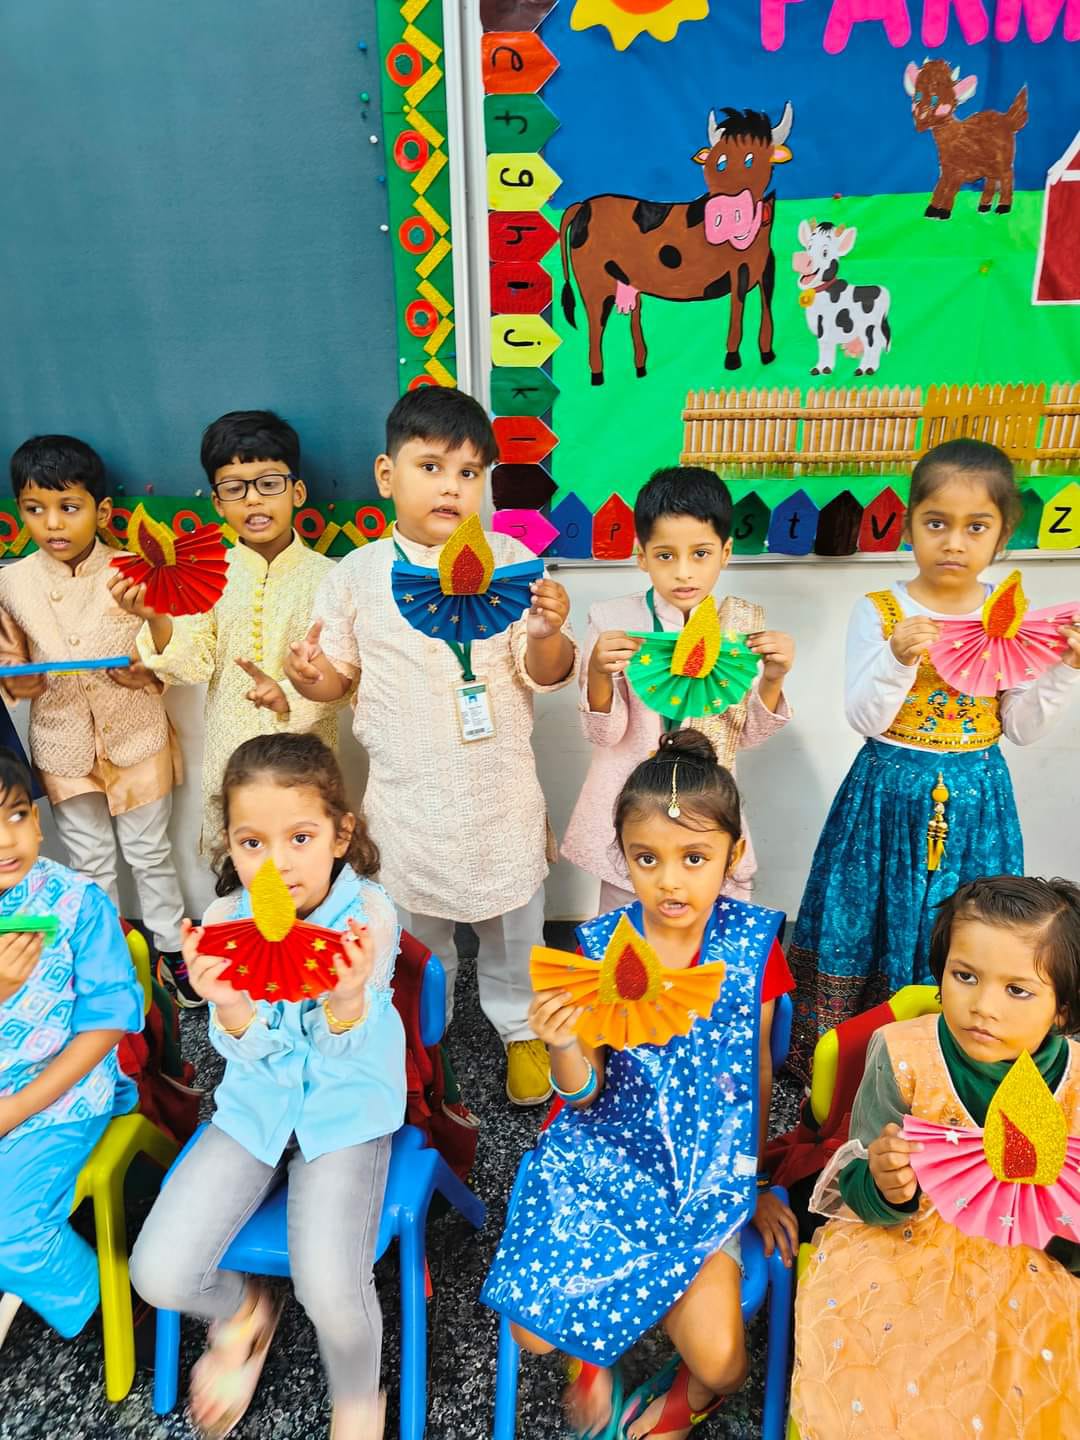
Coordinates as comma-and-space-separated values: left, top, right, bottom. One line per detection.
195, 858, 346, 1003
529, 914, 726, 1050
110, 504, 228, 616
928, 570, 1078, 697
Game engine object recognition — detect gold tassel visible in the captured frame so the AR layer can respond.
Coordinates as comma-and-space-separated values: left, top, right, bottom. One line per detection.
927, 773, 950, 871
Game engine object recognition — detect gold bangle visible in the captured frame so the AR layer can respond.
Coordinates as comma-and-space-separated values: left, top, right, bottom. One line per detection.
214, 1004, 257, 1038
322, 997, 366, 1032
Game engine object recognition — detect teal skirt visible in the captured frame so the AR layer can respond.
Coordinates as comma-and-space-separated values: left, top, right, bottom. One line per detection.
787, 738, 1023, 1080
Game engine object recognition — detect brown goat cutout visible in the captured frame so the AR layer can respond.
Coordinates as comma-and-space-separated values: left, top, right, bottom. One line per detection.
904, 58, 1027, 220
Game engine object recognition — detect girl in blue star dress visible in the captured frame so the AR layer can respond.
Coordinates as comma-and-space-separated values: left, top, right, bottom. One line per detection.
0, 745, 143, 1345
482, 730, 798, 1440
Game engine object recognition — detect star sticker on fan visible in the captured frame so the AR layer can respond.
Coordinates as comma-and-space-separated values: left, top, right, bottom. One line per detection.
929, 571, 1078, 698
390, 514, 542, 644
194, 857, 346, 1003
624, 595, 759, 721
529, 913, 726, 1050
904, 1051, 1080, 1249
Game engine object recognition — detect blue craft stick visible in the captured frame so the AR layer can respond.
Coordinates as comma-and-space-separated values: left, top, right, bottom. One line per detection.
0, 656, 132, 678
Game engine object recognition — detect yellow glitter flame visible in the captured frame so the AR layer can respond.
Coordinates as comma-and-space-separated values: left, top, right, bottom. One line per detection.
250, 857, 296, 943
670, 595, 721, 679
982, 570, 1027, 641
127, 503, 177, 569
597, 914, 663, 1005
983, 1050, 1067, 1186
438, 514, 495, 597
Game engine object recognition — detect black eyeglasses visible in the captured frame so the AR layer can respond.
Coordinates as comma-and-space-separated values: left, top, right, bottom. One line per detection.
212, 472, 296, 503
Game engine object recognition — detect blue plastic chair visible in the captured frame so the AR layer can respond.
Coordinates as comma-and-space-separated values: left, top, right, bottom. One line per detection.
491, 992, 794, 1440
151, 951, 485, 1439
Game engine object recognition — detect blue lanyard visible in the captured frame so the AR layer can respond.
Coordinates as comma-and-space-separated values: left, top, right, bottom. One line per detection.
394, 540, 476, 682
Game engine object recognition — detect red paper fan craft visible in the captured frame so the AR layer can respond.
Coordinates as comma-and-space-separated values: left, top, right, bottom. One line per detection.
195, 858, 346, 1003
110, 504, 228, 616
929, 570, 1078, 697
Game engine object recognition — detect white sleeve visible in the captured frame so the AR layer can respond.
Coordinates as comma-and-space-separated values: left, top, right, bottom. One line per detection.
999, 662, 1080, 746
844, 597, 919, 737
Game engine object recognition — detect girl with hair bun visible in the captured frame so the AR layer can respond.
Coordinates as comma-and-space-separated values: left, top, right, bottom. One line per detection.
483, 729, 797, 1440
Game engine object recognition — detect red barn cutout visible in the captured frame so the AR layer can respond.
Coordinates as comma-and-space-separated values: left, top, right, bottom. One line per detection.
1033, 130, 1080, 305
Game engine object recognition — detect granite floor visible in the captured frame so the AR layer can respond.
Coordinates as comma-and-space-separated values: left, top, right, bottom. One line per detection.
0, 925, 803, 1440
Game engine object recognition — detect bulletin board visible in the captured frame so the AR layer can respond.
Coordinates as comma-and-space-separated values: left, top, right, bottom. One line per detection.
477, 0, 1080, 559
0, 0, 456, 558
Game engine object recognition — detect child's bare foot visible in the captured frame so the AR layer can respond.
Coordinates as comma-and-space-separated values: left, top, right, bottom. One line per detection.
188, 1282, 282, 1438
564, 1359, 614, 1436
330, 1392, 386, 1440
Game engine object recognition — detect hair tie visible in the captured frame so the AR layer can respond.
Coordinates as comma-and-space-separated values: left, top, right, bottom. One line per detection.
668, 762, 681, 818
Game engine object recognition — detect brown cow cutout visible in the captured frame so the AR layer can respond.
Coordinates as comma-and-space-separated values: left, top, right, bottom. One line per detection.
557, 104, 793, 385
903, 58, 1027, 220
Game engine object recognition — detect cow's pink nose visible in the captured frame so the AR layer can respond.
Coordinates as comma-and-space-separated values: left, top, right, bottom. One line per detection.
704, 190, 763, 250
792, 252, 811, 273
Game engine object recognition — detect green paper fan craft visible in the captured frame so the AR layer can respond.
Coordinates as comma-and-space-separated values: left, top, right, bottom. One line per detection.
626, 595, 759, 720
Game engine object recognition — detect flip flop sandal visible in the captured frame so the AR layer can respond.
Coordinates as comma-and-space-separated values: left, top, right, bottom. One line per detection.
187, 1285, 285, 1440
620, 1356, 725, 1437
565, 1357, 626, 1440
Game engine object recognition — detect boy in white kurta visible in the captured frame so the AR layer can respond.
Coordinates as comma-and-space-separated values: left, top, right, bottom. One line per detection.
286, 389, 577, 1107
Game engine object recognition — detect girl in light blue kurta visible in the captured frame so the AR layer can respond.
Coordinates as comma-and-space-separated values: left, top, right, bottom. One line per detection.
131, 734, 406, 1440
0, 746, 143, 1343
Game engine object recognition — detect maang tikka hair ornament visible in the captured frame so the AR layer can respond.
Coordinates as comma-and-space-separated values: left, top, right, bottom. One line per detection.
668, 762, 681, 819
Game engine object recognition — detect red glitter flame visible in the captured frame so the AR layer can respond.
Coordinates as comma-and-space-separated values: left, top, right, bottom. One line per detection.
451, 545, 486, 594
613, 943, 649, 1000
139, 525, 168, 569
681, 638, 707, 678
1001, 1110, 1037, 1180
985, 582, 1019, 639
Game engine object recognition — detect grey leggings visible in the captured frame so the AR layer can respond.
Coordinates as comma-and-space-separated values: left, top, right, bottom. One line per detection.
131, 1124, 390, 1403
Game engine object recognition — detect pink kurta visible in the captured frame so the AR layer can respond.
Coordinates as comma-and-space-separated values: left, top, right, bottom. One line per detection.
561, 588, 791, 897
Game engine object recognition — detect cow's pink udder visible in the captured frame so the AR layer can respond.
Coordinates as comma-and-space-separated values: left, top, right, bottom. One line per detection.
842, 338, 865, 358
614, 280, 639, 314
704, 190, 764, 250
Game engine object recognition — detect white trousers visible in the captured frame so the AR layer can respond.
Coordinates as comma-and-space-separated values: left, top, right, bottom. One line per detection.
52, 792, 185, 952
397, 884, 546, 1044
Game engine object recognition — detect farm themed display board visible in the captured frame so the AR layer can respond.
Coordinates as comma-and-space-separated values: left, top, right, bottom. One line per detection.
479, 0, 1080, 559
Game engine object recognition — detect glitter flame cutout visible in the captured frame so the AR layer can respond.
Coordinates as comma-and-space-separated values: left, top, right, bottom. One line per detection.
529, 913, 726, 1050
625, 596, 759, 721
110, 505, 228, 616
929, 570, 1078, 697
903, 1051, 1080, 1249
195, 857, 346, 1003
391, 516, 543, 644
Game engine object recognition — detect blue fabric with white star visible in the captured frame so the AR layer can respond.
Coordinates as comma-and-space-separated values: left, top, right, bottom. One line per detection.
481, 896, 783, 1365
390, 556, 542, 643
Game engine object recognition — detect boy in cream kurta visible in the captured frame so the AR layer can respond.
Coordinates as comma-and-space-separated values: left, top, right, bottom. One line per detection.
286, 389, 577, 1107
0, 436, 186, 977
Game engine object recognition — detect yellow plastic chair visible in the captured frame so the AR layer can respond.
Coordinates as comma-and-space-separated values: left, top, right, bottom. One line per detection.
788, 984, 940, 1440
70, 928, 180, 1401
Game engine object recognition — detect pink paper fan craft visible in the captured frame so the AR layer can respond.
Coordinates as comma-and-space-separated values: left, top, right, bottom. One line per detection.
902, 1050, 1080, 1250
929, 570, 1078, 697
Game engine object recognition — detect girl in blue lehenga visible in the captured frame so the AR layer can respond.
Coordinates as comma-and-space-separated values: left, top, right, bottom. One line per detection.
482, 730, 798, 1440
786, 439, 1080, 1080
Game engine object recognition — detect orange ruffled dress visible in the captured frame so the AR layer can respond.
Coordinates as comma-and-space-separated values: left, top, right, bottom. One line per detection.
790, 1014, 1080, 1440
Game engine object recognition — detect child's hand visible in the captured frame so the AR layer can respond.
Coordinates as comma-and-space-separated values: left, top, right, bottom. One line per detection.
106, 570, 160, 621
747, 630, 795, 681
106, 659, 163, 693
0, 1095, 25, 1140
326, 918, 375, 1025
284, 621, 326, 687
528, 988, 583, 1050
1, 672, 46, 700
589, 630, 642, 677
235, 658, 290, 714
0, 930, 43, 1003
889, 617, 941, 667
868, 1121, 922, 1206
527, 579, 570, 640
750, 1188, 799, 1267
1059, 617, 1080, 669
181, 919, 248, 1007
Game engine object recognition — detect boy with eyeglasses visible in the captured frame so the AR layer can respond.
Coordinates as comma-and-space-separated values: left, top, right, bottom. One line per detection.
110, 412, 342, 998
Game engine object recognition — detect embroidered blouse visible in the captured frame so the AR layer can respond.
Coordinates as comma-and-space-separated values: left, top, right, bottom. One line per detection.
0, 857, 144, 1150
